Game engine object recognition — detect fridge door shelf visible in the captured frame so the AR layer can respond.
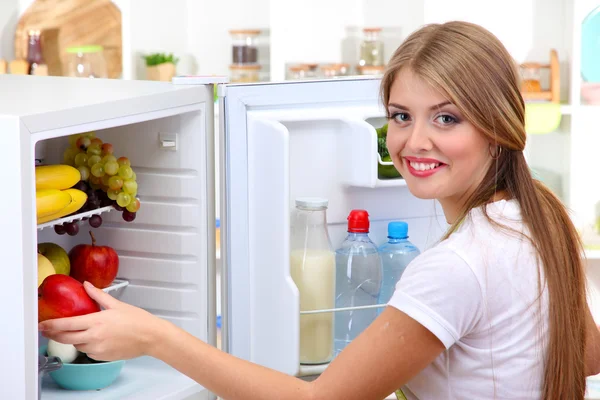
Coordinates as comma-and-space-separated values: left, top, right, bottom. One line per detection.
299, 303, 386, 315
37, 205, 115, 231
343, 117, 405, 188
377, 153, 394, 166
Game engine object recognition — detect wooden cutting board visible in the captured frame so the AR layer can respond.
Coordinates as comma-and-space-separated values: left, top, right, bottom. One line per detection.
14, 0, 122, 78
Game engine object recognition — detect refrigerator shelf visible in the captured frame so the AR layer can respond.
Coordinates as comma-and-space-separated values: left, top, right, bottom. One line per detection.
102, 278, 129, 294
300, 303, 386, 315
298, 363, 329, 377
37, 205, 115, 231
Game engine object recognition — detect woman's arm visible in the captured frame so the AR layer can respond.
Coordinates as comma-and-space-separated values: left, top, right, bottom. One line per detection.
40, 283, 444, 400
151, 306, 443, 400
585, 304, 600, 376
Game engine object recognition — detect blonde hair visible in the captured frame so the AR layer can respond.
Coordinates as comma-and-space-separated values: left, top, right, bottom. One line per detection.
381, 21, 586, 399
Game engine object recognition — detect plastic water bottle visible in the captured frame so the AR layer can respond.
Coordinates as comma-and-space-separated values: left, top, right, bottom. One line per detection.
377, 221, 420, 315
334, 210, 382, 356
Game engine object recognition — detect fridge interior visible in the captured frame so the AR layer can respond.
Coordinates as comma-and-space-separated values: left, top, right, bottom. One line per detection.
33, 103, 213, 399
221, 77, 448, 378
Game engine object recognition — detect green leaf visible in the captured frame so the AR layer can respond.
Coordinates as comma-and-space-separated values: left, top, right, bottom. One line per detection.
142, 53, 179, 66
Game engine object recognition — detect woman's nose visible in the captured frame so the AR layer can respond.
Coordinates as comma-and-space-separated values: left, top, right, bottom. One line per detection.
405, 122, 433, 153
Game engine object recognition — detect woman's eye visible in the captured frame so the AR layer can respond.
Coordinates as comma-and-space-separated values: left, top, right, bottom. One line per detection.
435, 114, 457, 125
392, 112, 411, 123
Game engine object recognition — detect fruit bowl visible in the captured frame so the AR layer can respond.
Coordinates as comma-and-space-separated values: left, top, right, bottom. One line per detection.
39, 345, 125, 391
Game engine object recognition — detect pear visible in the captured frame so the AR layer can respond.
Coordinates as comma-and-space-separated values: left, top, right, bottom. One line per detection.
37, 253, 56, 287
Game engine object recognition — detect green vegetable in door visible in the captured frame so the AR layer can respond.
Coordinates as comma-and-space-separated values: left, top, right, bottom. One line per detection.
376, 124, 401, 179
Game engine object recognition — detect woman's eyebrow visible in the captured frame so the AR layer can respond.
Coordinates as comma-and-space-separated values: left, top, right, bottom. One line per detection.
387, 101, 452, 111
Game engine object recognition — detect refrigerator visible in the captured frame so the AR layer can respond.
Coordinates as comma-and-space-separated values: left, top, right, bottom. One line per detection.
1, 74, 445, 400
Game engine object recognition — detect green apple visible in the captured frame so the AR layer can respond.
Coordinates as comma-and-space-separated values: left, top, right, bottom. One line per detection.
38, 242, 70, 275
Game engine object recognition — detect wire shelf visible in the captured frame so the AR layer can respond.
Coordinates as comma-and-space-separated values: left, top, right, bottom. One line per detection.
37, 205, 115, 231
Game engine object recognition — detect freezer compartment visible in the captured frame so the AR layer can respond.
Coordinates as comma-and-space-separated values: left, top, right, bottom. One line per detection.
224, 79, 446, 378
34, 109, 212, 398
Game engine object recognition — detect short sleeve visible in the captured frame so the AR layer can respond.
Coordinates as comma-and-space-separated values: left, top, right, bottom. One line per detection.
388, 246, 483, 349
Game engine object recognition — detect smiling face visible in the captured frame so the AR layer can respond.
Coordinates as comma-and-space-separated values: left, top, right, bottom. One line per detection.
386, 68, 493, 220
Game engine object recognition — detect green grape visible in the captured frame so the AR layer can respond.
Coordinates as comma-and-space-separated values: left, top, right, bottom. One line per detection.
123, 180, 138, 195
87, 155, 102, 167
126, 198, 141, 212
101, 174, 111, 186
68, 134, 80, 147
87, 143, 102, 156
107, 189, 120, 200
91, 163, 105, 178
74, 153, 89, 167
104, 161, 119, 176
131, 171, 137, 180
63, 148, 79, 165
117, 157, 131, 167
77, 165, 90, 181
101, 155, 117, 164
101, 143, 114, 155
108, 176, 123, 190
76, 136, 91, 150
118, 165, 133, 180
116, 192, 131, 208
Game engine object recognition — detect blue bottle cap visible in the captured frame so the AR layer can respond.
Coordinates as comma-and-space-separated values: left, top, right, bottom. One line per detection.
388, 221, 408, 239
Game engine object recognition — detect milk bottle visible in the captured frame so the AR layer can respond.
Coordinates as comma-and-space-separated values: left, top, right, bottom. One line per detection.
290, 198, 335, 365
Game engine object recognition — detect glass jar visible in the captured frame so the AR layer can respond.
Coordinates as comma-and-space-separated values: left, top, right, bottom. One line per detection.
230, 29, 260, 64
27, 30, 44, 75
359, 28, 384, 67
65, 46, 108, 78
229, 64, 261, 83
521, 63, 542, 92
288, 64, 310, 80
290, 198, 335, 365
301, 63, 319, 79
356, 65, 385, 76
321, 63, 349, 78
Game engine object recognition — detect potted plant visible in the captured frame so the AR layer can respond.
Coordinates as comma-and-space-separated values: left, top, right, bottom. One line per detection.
143, 53, 179, 82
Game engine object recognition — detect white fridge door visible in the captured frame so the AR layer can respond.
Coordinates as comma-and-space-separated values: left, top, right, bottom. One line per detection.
220, 77, 446, 377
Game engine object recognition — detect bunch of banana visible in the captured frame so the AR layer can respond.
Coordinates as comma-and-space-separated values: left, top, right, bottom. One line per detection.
36, 165, 87, 224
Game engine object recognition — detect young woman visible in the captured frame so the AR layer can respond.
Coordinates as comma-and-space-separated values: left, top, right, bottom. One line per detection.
39, 21, 600, 399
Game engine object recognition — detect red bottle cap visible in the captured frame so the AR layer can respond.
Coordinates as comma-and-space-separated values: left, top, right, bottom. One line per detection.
347, 209, 370, 233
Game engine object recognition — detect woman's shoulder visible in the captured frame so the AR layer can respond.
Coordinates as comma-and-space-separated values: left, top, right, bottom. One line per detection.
412, 199, 530, 274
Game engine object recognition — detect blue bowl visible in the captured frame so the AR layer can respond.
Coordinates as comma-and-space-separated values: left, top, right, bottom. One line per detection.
39, 345, 125, 391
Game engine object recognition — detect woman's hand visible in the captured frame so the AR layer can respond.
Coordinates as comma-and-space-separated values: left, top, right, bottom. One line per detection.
38, 281, 165, 361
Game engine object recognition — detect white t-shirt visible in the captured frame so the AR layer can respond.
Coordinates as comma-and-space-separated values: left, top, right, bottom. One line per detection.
389, 199, 549, 400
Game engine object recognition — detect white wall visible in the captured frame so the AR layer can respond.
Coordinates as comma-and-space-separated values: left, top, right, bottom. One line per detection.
0, 0, 19, 61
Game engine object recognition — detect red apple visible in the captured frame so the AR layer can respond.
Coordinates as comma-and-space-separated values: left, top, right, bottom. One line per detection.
69, 231, 119, 289
38, 274, 100, 322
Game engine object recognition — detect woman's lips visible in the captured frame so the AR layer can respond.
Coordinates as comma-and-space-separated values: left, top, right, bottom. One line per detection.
403, 157, 447, 178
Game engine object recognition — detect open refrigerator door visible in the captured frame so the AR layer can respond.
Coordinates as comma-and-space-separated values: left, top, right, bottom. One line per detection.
220, 77, 447, 379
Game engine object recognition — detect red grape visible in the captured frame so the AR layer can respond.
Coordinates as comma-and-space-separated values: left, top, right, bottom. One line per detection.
65, 222, 79, 236
73, 181, 88, 192
122, 210, 136, 222
89, 215, 102, 228
54, 224, 66, 235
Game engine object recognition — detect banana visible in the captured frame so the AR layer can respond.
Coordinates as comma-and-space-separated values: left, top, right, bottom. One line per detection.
37, 189, 88, 224
36, 189, 72, 219
36, 165, 81, 191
